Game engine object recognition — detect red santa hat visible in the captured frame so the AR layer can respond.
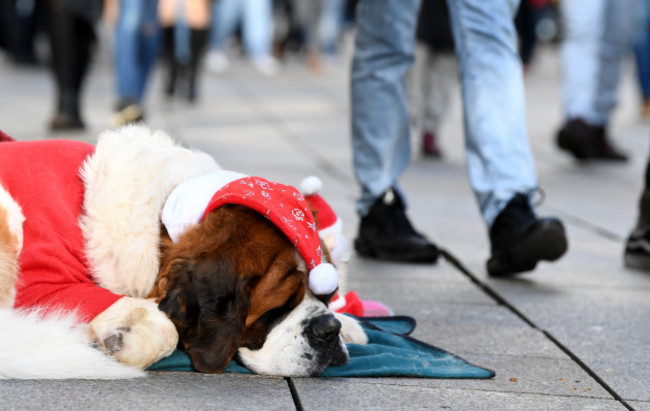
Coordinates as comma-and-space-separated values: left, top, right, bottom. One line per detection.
0, 130, 15, 142
299, 176, 348, 267
162, 171, 339, 295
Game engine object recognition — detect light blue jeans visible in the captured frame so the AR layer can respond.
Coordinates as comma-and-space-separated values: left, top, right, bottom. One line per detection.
634, 0, 650, 100
560, 0, 637, 125
351, 0, 536, 227
209, 0, 273, 59
114, 0, 160, 103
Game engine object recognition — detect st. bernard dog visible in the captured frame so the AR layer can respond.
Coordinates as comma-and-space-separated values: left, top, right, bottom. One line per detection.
0, 126, 366, 379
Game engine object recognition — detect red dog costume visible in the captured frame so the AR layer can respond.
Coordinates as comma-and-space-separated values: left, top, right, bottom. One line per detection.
0, 137, 122, 320
0, 129, 342, 322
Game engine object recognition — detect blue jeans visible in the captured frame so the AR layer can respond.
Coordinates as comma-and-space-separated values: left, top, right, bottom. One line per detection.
351, 0, 536, 227
210, 0, 273, 59
560, 0, 636, 125
114, 0, 160, 103
634, 0, 650, 100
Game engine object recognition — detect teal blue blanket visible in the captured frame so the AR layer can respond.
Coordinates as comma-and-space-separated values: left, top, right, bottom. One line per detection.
148, 316, 494, 379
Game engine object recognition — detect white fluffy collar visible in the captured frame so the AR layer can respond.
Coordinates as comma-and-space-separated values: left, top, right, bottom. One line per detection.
161, 170, 247, 243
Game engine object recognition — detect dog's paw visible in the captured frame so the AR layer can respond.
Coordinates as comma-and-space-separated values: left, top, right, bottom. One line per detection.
334, 312, 368, 345
0, 186, 23, 309
88, 297, 179, 369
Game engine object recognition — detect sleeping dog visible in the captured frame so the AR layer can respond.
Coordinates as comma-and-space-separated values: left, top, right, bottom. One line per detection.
0, 126, 366, 379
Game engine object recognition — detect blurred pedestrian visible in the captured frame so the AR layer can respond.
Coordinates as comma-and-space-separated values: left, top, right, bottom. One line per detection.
351, 0, 568, 277
555, 0, 636, 162
515, 0, 550, 73
206, 0, 280, 76
12, 0, 46, 65
625, 150, 650, 270
633, 0, 650, 118
0, 1, 15, 61
159, 0, 211, 102
407, 0, 457, 158
109, 0, 161, 126
44, 0, 102, 131
292, 0, 346, 73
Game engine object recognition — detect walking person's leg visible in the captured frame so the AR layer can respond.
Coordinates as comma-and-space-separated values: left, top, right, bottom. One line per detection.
351, 0, 439, 263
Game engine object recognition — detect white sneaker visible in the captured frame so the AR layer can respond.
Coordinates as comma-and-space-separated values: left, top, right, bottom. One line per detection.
252, 56, 281, 77
206, 50, 230, 74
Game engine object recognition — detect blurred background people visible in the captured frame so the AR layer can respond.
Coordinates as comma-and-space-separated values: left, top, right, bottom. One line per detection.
159, 0, 211, 102
0, 2, 13, 61
555, 0, 636, 162
625, 152, 650, 271
45, 0, 103, 131
633, 0, 650, 118
407, 0, 457, 159
12, 0, 46, 66
292, 0, 346, 73
109, 0, 161, 126
206, 0, 279, 76
515, 0, 551, 73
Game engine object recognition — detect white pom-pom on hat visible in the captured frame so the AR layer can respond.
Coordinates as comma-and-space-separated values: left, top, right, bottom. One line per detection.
299, 176, 323, 196
308, 263, 338, 295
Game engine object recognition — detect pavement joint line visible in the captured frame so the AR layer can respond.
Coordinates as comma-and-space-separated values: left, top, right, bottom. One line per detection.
542, 205, 624, 242
285, 377, 304, 411
439, 248, 636, 411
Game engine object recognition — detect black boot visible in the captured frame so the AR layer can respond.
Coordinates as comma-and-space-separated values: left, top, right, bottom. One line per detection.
354, 189, 439, 263
161, 27, 177, 97
50, 90, 84, 131
556, 118, 628, 161
187, 28, 208, 102
624, 154, 650, 271
487, 193, 568, 277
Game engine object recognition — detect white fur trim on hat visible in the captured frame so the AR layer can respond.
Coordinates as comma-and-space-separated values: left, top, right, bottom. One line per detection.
309, 263, 338, 295
162, 170, 247, 242
298, 176, 323, 196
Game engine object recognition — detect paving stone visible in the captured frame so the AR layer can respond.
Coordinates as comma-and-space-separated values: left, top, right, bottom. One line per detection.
0, 373, 295, 411
293, 378, 625, 410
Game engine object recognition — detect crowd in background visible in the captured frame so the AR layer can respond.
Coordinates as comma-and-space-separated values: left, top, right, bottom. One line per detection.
0, 0, 360, 130
0, 1, 646, 132
1, 1, 650, 274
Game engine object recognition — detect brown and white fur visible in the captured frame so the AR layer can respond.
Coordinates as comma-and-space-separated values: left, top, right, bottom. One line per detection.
0, 126, 365, 379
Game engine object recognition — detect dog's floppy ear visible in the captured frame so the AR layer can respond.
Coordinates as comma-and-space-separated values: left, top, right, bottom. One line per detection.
157, 260, 199, 338
158, 256, 251, 373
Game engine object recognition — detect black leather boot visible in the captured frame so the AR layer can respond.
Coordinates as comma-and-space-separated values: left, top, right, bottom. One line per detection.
487, 193, 568, 277
625, 156, 650, 271
161, 27, 177, 97
354, 189, 439, 263
556, 118, 628, 161
187, 28, 208, 102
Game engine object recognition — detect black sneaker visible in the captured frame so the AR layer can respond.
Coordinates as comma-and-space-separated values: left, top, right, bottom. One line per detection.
354, 189, 439, 263
624, 228, 650, 271
556, 118, 628, 161
487, 193, 568, 277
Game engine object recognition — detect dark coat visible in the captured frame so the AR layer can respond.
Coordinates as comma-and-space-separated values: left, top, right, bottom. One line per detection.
416, 0, 455, 53
59, 0, 104, 24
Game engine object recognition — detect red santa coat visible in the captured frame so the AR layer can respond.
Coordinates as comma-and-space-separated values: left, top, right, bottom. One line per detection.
0, 138, 123, 321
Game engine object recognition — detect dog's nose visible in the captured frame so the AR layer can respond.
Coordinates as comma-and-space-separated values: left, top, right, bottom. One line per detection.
307, 314, 341, 340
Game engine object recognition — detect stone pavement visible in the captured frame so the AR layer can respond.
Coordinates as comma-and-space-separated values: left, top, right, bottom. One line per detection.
0, 44, 649, 410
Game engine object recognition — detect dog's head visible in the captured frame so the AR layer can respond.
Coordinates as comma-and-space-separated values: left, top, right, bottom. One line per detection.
153, 204, 348, 376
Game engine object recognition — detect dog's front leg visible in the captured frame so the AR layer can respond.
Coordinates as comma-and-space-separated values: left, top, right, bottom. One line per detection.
0, 185, 24, 309
87, 297, 179, 369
